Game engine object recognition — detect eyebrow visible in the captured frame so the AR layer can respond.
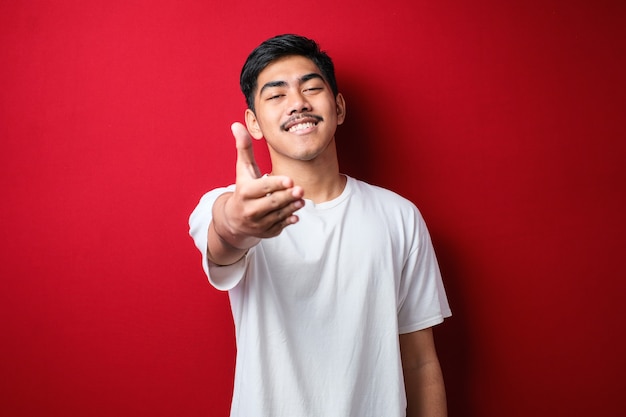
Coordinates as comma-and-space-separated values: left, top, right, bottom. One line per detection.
258, 73, 325, 96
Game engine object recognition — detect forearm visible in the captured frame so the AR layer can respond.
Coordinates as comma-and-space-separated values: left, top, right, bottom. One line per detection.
404, 358, 447, 417
207, 193, 259, 266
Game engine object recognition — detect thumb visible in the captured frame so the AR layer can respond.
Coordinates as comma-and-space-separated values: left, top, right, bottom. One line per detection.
231, 122, 261, 180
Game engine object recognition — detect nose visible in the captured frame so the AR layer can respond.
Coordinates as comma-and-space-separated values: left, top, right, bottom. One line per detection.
287, 91, 311, 115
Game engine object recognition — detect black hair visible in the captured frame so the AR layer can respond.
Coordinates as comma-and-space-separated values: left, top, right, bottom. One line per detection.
240, 34, 339, 112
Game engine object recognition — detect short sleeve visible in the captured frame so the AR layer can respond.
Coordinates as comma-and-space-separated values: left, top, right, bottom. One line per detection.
397, 209, 452, 334
188, 185, 248, 290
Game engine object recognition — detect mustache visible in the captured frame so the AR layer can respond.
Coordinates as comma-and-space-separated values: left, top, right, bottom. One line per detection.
281, 113, 324, 131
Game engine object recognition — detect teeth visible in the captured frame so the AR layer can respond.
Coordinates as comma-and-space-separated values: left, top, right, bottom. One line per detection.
288, 122, 315, 133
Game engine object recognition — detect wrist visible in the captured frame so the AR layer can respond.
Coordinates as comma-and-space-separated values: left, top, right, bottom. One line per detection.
212, 193, 260, 251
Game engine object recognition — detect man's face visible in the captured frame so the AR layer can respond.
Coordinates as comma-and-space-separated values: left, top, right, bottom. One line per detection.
245, 55, 346, 164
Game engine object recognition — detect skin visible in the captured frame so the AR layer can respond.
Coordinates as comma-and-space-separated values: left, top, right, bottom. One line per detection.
400, 328, 448, 417
207, 55, 447, 416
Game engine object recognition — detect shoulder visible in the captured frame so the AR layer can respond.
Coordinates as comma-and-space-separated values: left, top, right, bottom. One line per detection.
198, 184, 236, 202
189, 184, 236, 227
347, 176, 429, 235
348, 176, 419, 212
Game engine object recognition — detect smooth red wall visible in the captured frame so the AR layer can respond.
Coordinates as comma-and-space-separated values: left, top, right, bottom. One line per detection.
1, 1, 624, 416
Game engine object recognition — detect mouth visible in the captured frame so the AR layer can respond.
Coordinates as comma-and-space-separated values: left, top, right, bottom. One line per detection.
282, 114, 324, 133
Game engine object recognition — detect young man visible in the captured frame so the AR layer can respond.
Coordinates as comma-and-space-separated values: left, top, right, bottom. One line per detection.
189, 34, 451, 417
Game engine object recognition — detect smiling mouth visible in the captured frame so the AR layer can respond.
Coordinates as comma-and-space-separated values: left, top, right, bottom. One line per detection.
282, 114, 324, 132
288, 122, 317, 133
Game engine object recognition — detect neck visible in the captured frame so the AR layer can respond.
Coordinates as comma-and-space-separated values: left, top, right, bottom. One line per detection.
269, 143, 346, 203
293, 170, 346, 204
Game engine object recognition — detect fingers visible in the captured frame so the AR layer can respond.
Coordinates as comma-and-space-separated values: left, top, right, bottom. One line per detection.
261, 179, 304, 200
244, 185, 304, 221
258, 200, 304, 237
227, 121, 305, 240
232, 122, 261, 180
223, 186, 304, 240
231, 121, 305, 198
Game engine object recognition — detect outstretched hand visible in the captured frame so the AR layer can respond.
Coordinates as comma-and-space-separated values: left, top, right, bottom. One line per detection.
213, 123, 305, 252
233, 121, 262, 181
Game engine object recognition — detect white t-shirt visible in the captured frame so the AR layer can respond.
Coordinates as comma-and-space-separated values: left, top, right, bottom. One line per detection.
189, 176, 451, 417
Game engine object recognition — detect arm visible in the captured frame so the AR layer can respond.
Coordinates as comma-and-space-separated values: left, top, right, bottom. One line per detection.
207, 122, 304, 266
399, 328, 447, 417
206, 192, 254, 266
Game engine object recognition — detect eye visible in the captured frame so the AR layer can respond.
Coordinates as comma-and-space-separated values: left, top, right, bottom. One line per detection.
303, 86, 324, 94
266, 93, 284, 101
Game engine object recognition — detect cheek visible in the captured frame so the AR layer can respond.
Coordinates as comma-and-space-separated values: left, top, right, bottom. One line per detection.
254, 114, 283, 139
327, 105, 341, 126
256, 116, 273, 133
257, 108, 280, 126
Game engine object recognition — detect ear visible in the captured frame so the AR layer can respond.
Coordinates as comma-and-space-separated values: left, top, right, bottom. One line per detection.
335, 93, 346, 126
245, 108, 264, 140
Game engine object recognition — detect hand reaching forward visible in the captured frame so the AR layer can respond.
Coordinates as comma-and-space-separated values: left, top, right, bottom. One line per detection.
207, 123, 305, 265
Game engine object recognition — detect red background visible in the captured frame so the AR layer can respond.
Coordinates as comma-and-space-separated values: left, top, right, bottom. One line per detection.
1, 1, 624, 416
